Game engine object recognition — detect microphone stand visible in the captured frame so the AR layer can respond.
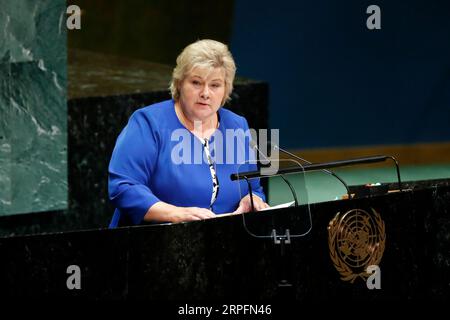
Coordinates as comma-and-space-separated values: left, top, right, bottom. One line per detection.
249, 141, 298, 299
241, 168, 295, 299
243, 176, 255, 213
273, 228, 294, 300
251, 142, 299, 208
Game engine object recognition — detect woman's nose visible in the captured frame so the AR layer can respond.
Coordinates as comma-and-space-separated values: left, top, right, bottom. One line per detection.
200, 86, 210, 99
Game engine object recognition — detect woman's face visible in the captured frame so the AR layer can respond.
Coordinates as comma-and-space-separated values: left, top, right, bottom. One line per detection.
178, 67, 226, 123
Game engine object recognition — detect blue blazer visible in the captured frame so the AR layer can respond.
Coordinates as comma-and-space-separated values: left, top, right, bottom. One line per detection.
108, 100, 265, 227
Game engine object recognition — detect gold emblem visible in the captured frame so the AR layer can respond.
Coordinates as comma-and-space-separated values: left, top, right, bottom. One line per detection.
328, 208, 386, 283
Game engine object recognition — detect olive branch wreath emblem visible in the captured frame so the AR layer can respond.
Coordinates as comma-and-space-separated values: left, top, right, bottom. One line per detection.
327, 208, 386, 283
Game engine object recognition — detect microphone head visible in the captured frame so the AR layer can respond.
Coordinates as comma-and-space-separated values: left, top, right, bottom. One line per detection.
267, 141, 276, 150
251, 140, 276, 151
250, 140, 272, 167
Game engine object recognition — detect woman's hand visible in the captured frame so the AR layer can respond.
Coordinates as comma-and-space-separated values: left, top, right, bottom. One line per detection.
172, 206, 216, 223
233, 194, 270, 214
144, 202, 216, 223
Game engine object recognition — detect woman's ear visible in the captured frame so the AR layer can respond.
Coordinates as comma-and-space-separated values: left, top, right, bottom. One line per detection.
176, 78, 184, 97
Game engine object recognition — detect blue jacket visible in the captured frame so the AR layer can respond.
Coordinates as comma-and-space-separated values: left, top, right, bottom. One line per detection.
108, 99, 265, 227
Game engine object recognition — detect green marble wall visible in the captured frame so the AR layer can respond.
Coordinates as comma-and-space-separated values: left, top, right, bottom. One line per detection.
0, 0, 67, 215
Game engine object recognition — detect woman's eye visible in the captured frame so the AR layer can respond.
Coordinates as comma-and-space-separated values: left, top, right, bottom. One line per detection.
211, 83, 221, 88
192, 80, 200, 85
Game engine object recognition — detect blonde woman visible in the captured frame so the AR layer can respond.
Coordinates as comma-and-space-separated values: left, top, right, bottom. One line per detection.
108, 39, 268, 227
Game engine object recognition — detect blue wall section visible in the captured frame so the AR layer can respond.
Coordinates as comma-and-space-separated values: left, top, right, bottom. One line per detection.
230, 0, 450, 149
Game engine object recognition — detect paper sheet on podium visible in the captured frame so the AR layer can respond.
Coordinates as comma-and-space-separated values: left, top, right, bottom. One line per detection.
260, 201, 295, 211
212, 201, 296, 219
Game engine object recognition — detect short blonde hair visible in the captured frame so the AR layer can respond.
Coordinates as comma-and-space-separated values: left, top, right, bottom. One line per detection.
170, 39, 236, 106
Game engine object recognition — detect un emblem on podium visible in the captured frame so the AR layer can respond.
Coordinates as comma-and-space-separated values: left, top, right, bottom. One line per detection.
328, 208, 386, 283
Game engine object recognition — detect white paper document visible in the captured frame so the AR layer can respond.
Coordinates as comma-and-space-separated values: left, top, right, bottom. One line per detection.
260, 201, 295, 211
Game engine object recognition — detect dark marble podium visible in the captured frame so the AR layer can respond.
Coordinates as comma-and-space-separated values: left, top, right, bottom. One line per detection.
1, 179, 449, 300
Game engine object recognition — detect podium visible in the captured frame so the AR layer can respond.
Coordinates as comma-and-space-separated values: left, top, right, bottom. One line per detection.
0, 179, 449, 300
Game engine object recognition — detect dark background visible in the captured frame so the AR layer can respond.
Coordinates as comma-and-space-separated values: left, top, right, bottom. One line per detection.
69, 0, 450, 149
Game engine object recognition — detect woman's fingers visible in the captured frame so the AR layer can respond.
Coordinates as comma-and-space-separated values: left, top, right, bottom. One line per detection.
233, 206, 244, 214
252, 196, 270, 211
235, 195, 269, 213
200, 208, 216, 219
186, 207, 216, 220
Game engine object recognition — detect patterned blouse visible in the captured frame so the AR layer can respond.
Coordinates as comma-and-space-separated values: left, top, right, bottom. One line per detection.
202, 138, 219, 209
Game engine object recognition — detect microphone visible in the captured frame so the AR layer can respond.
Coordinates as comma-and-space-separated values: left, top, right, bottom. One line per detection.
267, 142, 352, 199
250, 140, 271, 167
249, 140, 299, 207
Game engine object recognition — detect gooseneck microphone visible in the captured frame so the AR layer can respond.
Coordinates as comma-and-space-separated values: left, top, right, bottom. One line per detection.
250, 141, 299, 207
268, 142, 352, 199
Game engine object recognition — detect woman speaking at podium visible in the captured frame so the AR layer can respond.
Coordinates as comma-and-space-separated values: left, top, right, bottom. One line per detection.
108, 39, 268, 227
